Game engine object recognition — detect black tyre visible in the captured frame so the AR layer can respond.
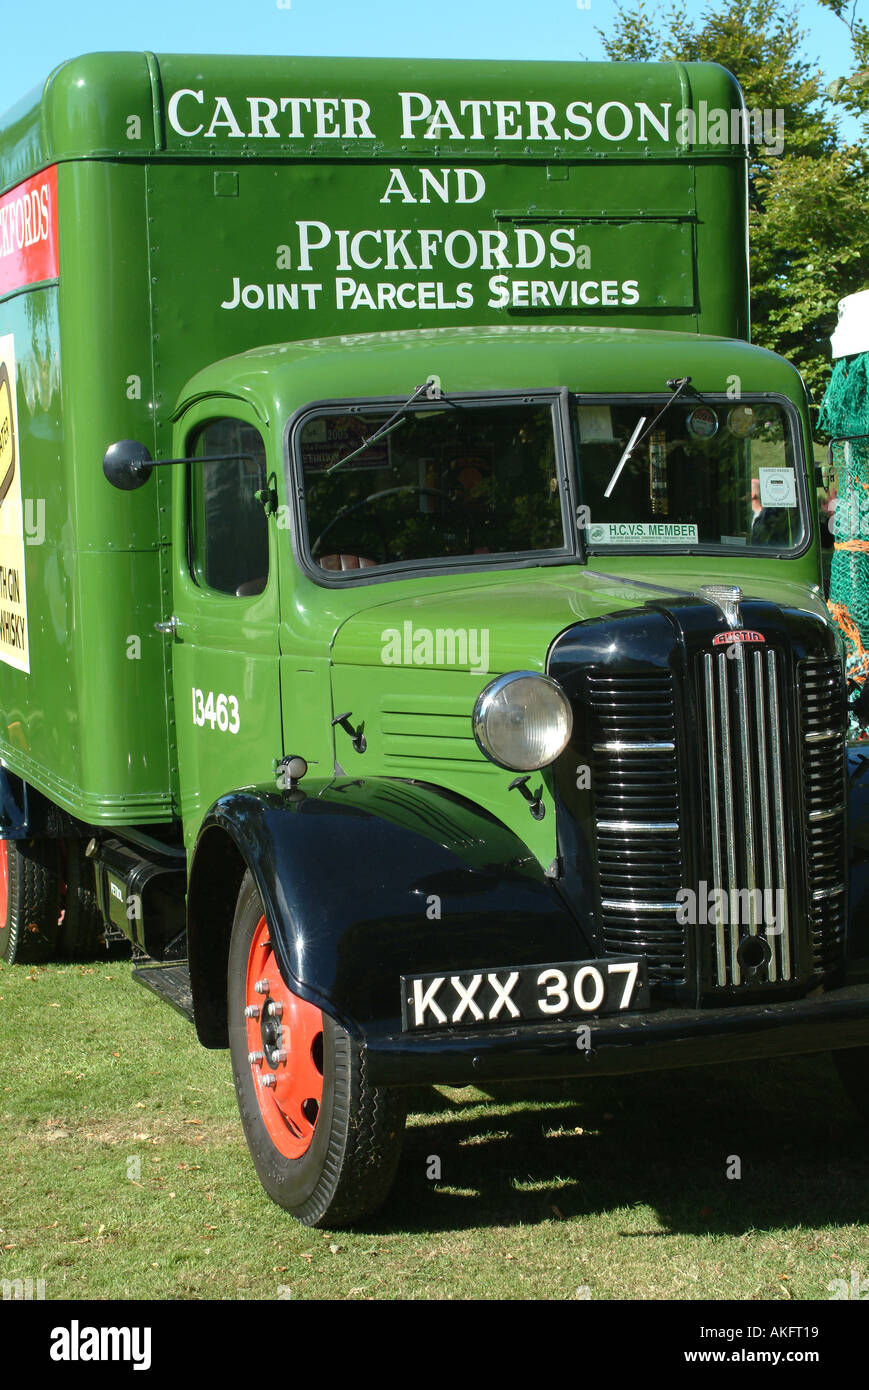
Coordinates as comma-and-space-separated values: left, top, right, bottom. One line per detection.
228, 870, 406, 1227
0, 837, 61, 964
833, 1046, 869, 1122
57, 839, 106, 959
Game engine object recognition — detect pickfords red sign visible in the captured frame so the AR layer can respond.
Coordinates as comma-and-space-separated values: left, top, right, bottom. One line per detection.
0, 167, 58, 296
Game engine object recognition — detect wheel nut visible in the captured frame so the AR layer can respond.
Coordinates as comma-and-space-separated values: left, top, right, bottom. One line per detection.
267, 1001, 283, 1018
244, 1005, 259, 1019
254, 978, 270, 994
273, 1049, 287, 1064
248, 1050, 264, 1065
260, 1073, 277, 1088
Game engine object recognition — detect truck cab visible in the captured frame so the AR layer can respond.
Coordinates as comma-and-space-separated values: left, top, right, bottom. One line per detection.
170, 325, 824, 873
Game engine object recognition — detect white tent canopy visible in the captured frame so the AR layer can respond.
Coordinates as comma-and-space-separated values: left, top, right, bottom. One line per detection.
832, 288, 869, 358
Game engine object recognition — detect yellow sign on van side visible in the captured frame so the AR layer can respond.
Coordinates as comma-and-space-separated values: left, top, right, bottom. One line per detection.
0, 337, 29, 673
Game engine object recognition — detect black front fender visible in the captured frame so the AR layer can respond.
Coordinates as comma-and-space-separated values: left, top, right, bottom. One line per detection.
197, 777, 591, 1036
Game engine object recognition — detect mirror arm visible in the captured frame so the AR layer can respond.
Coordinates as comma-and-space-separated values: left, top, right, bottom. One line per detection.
146, 453, 259, 468
103, 439, 261, 491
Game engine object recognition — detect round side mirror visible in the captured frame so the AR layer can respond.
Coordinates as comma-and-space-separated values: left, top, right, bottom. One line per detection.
103, 439, 154, 491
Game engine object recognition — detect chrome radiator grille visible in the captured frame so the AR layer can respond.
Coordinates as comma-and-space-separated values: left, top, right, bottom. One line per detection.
799, 658, 847, 971
700, 648, 791, 986
559, 607, 848, 999
588, 671, 687, 984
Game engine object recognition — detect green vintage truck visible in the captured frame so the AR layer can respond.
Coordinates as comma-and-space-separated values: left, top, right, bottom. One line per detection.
1, 52, 868, 1227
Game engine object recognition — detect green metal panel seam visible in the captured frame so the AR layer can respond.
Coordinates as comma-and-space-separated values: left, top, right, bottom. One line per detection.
0, 741, 174, 821
144, 51, 167, 152
144, 161, 179, 813
674, 63, 699, 332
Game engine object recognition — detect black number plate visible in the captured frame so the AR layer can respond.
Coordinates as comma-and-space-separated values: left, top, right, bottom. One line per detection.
401, 956, 650, 1031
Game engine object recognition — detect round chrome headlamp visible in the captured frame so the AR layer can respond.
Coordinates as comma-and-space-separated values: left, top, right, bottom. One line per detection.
473, 671, 573, 771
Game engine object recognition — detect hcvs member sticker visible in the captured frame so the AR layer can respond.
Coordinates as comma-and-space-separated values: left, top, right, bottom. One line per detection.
588, 522, 699, 544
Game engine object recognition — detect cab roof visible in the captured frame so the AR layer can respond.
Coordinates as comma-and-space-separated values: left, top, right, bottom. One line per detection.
174, 325, 807, 428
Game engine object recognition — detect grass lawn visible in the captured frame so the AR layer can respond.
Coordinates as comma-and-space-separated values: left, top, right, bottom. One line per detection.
1, 956, 867, 1301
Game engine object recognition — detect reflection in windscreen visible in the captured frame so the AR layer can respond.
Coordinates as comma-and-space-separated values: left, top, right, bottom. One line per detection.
299, 402, 563, 571
574, 400, 803, 551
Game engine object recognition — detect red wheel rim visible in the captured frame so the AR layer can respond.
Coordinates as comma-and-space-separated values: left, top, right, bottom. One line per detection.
0, 840, 9, 931
245, 915, 324, 1159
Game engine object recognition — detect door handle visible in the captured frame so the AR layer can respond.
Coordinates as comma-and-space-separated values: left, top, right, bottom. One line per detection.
154, 615, 182, 638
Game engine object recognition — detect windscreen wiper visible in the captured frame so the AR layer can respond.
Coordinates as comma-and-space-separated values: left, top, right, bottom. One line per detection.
326, 376, 445, 476
603, 376, 699, 499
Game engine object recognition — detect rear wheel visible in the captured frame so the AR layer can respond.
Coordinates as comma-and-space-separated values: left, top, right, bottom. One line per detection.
0, 837, 61, 964
228, 870, 406, 1226
57, 839, 105, 959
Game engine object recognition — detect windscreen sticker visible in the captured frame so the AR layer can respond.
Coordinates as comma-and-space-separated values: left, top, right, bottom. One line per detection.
758, 467, 796, 508
0, 337, 30, 673
686, 406, 718, 439
577, 406, 616, 443
588, 521, 699, 545
300, 413, 391, 471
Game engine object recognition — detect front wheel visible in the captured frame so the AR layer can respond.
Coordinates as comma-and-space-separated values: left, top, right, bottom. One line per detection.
228, 871, 407, 1227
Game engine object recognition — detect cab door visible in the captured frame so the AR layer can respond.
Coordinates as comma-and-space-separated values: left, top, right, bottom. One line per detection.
168, 404, 282, 840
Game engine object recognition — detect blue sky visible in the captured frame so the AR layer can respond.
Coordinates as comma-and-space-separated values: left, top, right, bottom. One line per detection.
1, 0, 863, 140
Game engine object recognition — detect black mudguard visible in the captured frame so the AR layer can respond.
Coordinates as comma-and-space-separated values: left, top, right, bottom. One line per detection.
0, 767, 83, 839
0, 767, 28, 838
196, 776, 593, 1037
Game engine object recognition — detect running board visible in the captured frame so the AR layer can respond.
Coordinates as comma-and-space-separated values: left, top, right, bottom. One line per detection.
132, 962, 195, 1022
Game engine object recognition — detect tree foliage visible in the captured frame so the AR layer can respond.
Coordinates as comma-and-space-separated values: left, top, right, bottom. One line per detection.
598, 0, 869, 407
820, 0, 869, 127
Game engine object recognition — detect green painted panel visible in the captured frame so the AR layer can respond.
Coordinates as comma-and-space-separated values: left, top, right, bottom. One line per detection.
193, 327, 805, 431
330, 661, 558, 866
1, 54, 746, 174
0, 84, 47, 194
0, 54, 158, 193
142, 158, 708, 464
170, 401, 283, 849
0, 162, 174, 822
56, 160, 162, 549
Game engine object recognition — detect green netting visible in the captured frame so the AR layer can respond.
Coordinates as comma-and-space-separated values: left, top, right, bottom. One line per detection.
819, 352, 869, 690
818, 353, 869, 437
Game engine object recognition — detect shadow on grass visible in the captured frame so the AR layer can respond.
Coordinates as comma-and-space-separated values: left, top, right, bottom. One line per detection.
356, 1053, 869, 1238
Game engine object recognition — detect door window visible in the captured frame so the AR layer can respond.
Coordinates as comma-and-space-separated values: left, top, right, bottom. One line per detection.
189, 418, 269, 596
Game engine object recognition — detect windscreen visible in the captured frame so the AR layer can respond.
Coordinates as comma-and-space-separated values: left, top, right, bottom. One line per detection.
573, 398, 804, 552
297, 399, 564, 571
